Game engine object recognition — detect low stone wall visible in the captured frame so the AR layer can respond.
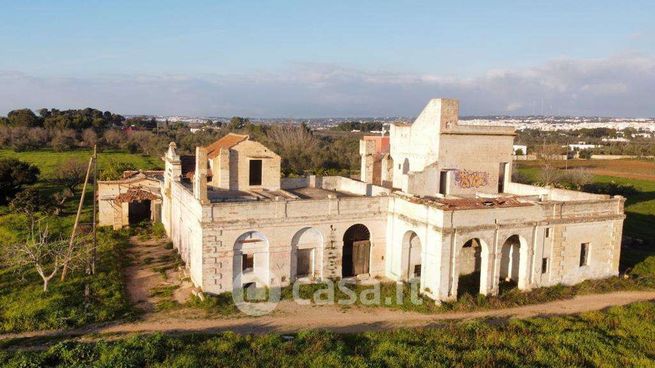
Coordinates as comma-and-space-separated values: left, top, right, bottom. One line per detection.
320, 176, 392, 196
280, 177, 309, 190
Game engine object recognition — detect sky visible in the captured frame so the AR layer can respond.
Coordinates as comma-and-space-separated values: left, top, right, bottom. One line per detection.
0, 0, 653, 117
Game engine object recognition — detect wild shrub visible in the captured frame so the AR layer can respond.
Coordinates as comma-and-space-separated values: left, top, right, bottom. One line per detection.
582, 182, 638, 196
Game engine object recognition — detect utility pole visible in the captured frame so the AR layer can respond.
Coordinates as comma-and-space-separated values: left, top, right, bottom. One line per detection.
61, 153, 93, 281
92, 145, 98, 275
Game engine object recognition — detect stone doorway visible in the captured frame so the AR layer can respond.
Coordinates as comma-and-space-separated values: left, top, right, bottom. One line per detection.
342, 224, 371, 278
457, 238, 482, 297
128, 200, 151, 225
500, 235, 523, 292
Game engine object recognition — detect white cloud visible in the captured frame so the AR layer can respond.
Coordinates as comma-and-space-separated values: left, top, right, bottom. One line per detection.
0, 54, 654, 117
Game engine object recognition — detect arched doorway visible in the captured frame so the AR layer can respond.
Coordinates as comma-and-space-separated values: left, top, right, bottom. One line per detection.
457, 238, 483, 297
233, 231, 269, 288
342, 224, 371, 278
291, 227, 323, 280
401, 231, 422, 280
500, 235, 522, 291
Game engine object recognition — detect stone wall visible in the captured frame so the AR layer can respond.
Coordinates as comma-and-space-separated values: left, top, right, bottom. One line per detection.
383, 193, 625, 301
199, 195, 390, 293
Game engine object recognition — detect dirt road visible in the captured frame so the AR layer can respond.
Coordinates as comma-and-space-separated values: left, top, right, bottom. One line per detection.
2, 235, 652, 345
2, 290, 654, 343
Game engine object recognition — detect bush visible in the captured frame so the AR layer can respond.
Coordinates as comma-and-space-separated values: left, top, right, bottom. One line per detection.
582, 182, 638, 196
578, 148, 593, 159
0, 158, 40, 204
152, 222, 166, 238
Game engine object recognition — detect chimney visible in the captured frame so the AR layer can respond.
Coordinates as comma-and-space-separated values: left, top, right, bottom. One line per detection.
194, 146, 209, 204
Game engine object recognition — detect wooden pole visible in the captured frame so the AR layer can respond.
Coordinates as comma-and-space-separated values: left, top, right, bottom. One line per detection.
61, 153, 94, 281
91, 145, 98, 275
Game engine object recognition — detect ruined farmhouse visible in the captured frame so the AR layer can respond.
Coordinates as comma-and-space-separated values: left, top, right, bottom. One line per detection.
98, 98, 626, 302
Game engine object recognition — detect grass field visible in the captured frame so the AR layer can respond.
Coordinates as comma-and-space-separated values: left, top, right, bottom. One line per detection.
0, 229, 133, 333
2, 301, 654, 367
539, 158, 655, 181
0, 150, 152, 332
0, 149, 162, 179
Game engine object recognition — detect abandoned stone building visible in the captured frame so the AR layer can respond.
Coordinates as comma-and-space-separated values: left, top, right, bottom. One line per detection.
99, 98, 625, 302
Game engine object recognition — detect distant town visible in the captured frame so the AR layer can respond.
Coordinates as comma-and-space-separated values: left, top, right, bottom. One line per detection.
144, 114, 655, 134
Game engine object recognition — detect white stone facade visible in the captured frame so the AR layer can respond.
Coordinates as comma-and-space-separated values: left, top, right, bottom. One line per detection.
102, 98, 625, 302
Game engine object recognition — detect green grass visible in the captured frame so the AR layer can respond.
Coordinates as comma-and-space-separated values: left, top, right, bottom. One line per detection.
0, 149, 162, 179
516, 164, 655, 271
189, 269, 653, 318
2, 301, 654, 367
591, 175, 655, 242
0, 229, 134, 333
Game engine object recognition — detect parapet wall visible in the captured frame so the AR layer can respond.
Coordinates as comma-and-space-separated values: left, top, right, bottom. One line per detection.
320, 176, 391, 196
506, 182, 610, 201
209, 195, 389, 222
280, 175, 392, 197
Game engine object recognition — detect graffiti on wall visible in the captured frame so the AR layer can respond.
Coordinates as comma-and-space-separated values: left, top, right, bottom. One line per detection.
455, 169, 489, 189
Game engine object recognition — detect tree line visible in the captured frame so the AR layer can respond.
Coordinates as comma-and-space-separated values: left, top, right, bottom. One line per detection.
0, 108, 362, 178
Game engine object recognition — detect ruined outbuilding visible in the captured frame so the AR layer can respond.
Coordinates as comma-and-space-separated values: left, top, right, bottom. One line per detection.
99, 98, 625, 302
98, 171, 163, 229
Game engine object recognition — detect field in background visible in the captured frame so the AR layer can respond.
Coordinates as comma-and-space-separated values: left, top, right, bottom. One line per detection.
0, 149, 162, 179
516, 159, 655, 271
518, 158, 655, 181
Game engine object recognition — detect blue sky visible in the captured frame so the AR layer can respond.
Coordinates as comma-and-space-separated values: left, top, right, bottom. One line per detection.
0, 1, 654, 117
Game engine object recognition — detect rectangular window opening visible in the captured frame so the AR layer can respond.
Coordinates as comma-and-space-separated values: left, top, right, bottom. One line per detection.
249, 159, 263, 186
545, 228, 551, 238
242, 253, 254, 273
413, 264, 422, 278
541, 258, 548, 274
439, 171, 448, 196
296, 249, 312, 278
579, 243, 590, 267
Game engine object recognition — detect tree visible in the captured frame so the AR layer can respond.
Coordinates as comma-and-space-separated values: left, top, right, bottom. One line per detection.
53, 159, 87, 192
9, 187, 50, 223
566, 168, 593, 189
267, 124, 319, 175
228, 116, 250, 130
81, 128, 98, 147
7, 109, 41, 127
535, 144, 564, 186
0, 158, 40, 204
51, 129, 78, 151
103, 128, 125, 148
5, 223, 73, 292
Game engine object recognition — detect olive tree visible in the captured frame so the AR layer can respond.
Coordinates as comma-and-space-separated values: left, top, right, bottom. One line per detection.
6, 224, 71, 292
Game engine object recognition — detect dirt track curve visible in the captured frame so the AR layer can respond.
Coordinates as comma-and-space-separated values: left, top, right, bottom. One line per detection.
2, 290, 654, 343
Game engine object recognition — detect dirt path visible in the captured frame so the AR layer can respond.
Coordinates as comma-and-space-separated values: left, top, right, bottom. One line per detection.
2, 290, 654, 344
124, 235, 194, 312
